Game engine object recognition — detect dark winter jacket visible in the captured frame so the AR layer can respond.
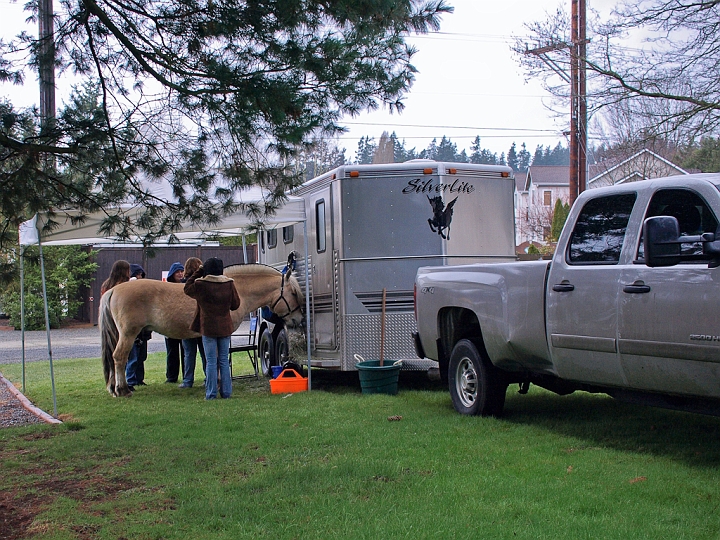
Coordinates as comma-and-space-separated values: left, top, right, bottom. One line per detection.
183, 271, 241, 337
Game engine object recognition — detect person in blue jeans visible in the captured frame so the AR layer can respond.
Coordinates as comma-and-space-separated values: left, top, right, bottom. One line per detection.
125, 264, 150, 388
179, 257, 206, 388
183, 257, 240, 400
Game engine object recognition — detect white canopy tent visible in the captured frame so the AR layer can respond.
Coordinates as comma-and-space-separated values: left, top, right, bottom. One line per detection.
18, 186, 312, 414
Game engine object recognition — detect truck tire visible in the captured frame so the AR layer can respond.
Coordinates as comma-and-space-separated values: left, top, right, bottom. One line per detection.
259, 328, 275, 378
448, 339, 507, 417
275, 329, 289, 367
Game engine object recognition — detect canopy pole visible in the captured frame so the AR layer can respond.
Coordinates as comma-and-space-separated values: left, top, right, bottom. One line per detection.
303, 220, 311, 391
37, 232, 58, 417
242, 233, 248, 264
20, 246, 26, 393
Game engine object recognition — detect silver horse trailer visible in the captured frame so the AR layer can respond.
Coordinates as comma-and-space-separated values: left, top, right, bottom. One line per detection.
257, 160, 516, 374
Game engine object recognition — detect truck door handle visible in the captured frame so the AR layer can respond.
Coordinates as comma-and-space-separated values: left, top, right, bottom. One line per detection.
623, 280, 651, 294
552, 283, 575, 292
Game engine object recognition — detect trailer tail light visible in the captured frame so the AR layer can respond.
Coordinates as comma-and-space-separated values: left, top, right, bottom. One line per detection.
448, 168, 457, 174
423, 168, 433, 174
349, 171, 360, 177
501, 171, 510, 178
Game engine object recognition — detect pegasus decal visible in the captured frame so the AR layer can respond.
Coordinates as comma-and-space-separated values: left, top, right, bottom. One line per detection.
427, 195, 458, 240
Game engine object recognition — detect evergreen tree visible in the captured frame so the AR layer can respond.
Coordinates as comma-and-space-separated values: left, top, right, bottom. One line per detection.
517, 143, 531, 171
390, 132, 417, 163
297, 138, 347, 180
355, 137, 377, 164
507, 143, 519, 171
682, 137, 720, 172
0, 246, 97, 329
419, 138, 439, 160
469, 136, 501, 165
436, 136, 460, 162
0, 0, 453, 249
548, 142, 570, 165
530, 143, 569, 166
550, 198, 571, 241
532, 144, 546, 165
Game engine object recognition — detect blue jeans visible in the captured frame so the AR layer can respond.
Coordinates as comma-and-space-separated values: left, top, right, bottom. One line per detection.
203, 335, 231, 399
126, 342, 139, 386
181, 337, 207, 386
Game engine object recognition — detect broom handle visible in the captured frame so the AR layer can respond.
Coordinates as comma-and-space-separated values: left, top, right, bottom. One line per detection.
380, 288, 386, 367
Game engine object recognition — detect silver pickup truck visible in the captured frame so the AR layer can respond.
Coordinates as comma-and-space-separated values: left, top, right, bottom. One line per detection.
413, 173, 720, 416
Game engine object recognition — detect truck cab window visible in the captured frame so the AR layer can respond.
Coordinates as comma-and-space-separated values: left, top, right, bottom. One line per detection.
567, 193, 637, 264
316, 200, 326, 253
637, 189, 718, 261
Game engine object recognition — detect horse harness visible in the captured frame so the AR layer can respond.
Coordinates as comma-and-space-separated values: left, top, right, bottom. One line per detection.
269, 262, 302, 319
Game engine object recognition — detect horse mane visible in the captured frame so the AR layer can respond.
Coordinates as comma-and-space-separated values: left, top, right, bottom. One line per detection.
225, 263, 304, 302
224, 263, 281, 276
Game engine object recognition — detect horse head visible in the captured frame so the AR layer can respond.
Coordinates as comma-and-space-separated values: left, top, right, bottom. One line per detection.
271, 269, 305, 328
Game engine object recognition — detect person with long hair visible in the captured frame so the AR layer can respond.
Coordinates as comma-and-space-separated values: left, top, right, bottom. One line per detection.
179, 257, 206, 388
184, 257, 240, 400
100, 260, 130, 295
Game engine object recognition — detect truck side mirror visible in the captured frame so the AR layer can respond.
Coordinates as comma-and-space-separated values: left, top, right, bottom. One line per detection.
644, 216, 681, 267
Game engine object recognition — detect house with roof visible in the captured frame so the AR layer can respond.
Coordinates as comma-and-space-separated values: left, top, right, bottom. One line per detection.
514, 149, 688, 250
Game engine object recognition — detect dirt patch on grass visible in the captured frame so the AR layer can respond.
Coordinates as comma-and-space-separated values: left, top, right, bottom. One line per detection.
0, 462, 142, 540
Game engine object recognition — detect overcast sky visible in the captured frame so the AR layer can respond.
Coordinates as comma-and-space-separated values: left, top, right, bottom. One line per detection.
1, 0, 618, 159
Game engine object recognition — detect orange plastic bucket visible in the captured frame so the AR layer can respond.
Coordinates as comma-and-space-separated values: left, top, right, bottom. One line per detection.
269, 369, 308, 394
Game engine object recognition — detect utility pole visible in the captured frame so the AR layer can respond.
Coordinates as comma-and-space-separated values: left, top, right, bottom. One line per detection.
525, 0, 587, 205
38, 0, 56, 127
570, 0, 587, 204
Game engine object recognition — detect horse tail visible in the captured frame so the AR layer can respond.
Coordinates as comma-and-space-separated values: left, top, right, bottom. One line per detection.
99, 289, 119, 384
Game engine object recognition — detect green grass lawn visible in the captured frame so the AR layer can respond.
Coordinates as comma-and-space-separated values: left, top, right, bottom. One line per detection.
2, 353, 720, 539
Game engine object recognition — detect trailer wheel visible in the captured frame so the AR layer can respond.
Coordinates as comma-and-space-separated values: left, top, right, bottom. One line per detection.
275, 329, 289, 367
448, 339, 507, 417
259, 328, 275, 378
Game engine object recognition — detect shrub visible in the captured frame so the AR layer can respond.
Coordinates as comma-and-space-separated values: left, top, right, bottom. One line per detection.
1, 245, 97, 329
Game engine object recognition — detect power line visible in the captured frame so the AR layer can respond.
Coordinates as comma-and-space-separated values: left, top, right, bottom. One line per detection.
342, 121, 559, 133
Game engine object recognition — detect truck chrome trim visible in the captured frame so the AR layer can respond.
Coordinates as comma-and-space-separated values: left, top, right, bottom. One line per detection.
551, 334, 617, 353
619, 339, 720, 363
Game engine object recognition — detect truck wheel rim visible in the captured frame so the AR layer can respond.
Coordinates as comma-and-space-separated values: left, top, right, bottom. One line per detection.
456, 356, 478, 407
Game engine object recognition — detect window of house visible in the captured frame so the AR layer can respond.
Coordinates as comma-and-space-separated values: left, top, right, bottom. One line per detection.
316, 200, 326, 253
267, 229, 277, 249
543, 191, 552, 206
283, 225, 294, 244
567, 193, 637, 264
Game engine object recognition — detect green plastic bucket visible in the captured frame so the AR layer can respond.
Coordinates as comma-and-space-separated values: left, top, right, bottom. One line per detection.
355, 360, 402, 395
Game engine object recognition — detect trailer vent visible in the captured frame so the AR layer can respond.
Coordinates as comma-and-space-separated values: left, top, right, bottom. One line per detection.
451, 168, 514, 179
342, 167, 437, 178
356, 290, 414, 313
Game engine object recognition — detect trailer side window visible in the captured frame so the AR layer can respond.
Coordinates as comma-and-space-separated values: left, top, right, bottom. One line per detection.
267, 229, 277, 249
283, 225, 294, 244
316, 200, 326, 253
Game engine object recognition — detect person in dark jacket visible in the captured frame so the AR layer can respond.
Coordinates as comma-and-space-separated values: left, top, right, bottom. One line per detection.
164, 261, 185, 383
184, 257, 240, 400
126, 264, 151, 388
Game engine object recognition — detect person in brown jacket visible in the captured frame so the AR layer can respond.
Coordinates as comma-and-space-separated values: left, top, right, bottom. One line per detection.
183, 257, 241, 399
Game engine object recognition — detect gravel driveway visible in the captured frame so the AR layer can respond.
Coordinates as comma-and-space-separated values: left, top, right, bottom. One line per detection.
0, 326, 169, 364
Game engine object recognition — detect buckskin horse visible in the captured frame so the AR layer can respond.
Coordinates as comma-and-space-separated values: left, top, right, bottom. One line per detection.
99, 263, 304, 396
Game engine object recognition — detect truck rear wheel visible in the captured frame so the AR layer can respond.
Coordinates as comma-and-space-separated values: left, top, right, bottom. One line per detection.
259, 328, 275, 378
448, 339, 507, 417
